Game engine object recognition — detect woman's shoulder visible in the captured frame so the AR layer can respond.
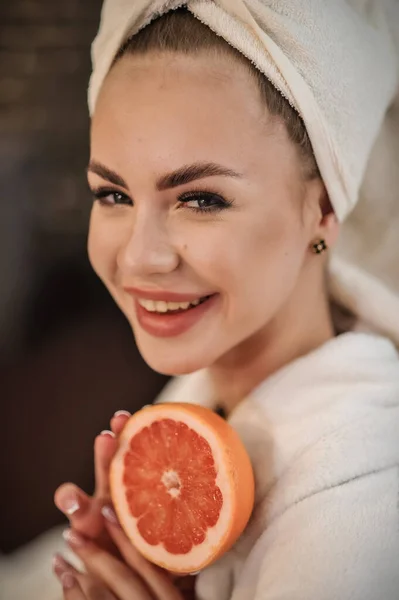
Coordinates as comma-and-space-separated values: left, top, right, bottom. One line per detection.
226, 337, 399, 596
250, 331, 399, 421
231, 331, 399, 519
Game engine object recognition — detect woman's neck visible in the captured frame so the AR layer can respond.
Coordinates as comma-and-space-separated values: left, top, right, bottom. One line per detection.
208, 267, 335, 416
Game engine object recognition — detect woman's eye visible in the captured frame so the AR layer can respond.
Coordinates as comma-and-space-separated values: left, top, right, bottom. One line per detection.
91, 188, 132, 207
178, 191, 232, 213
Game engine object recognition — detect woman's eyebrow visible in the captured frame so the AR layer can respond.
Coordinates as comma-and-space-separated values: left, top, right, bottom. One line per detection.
87, 160, 243, 190
155, 162, 243, 190
87, 160, 127, 187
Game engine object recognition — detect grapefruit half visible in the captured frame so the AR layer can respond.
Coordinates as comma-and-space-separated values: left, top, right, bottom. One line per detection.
110, 402, 255, 574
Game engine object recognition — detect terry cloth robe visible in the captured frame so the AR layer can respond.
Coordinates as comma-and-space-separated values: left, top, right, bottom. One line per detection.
154, 332, 399, 600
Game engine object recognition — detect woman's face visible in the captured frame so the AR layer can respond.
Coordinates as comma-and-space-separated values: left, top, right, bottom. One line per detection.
88, 52, 322, 375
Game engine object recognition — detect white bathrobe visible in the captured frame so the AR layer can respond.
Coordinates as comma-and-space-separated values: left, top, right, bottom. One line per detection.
156, 332, 399, 600
2, 331, 399, 600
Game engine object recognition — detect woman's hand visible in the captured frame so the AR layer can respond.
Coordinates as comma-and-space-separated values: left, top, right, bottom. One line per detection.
52, 512, 186, 600
54, 409, 197, 598
54, 410, 131, 551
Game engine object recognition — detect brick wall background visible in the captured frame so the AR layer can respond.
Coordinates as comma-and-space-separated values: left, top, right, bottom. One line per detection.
0, 0, 103, 349
0, 1, 168, 554
0, 0, 101, 230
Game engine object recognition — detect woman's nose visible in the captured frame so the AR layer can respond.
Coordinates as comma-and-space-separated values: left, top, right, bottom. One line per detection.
116, 211, 180, 277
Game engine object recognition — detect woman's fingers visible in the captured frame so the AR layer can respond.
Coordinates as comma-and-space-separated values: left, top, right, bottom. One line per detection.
54, 411, 130, 544
55, 483, 91, 519
55, 483, 105, 539
94, 411, 131, 498
94, 430, 118, 498
53, 554, 83, 598
102, 507, 183, 600
59, 574, 86, 599
110, 410, 131, 436
53, 554, 117, 600
63, 528, 155, 600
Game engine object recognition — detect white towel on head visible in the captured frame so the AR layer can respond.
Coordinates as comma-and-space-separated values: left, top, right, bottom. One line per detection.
89, 0, 397, 221
88, 0, 399, 344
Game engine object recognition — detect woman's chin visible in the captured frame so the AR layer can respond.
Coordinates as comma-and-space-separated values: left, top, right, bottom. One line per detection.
135, 337, 216, 376
143, 352, 210, 376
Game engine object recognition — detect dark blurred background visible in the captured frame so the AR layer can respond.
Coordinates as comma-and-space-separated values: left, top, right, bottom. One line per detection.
0, 0, 169, 555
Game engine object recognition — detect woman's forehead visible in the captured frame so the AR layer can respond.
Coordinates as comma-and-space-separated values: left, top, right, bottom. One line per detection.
90, 54, 289, 175
95, 52, 266, 127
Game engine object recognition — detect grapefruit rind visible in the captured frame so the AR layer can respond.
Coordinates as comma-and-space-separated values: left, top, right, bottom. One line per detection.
110, 403, 254, 573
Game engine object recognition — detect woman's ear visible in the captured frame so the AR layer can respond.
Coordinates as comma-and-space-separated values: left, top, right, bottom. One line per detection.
308, 184, 339, 252
319, 186, 340, 249
303, 180, 340, 250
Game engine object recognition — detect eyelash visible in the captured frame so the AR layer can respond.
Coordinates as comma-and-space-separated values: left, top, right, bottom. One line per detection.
178, 190, 233, 213
90, 188, 233, 214
91, 188, 132, 207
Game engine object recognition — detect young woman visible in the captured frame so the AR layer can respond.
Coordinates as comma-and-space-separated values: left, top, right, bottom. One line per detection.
53, 1, 399, 599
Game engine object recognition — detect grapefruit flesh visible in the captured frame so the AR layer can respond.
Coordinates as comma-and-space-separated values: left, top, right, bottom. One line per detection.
110, 403, 255, 574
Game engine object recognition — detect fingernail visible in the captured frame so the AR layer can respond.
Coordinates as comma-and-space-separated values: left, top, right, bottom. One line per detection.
101, 504, 120, 526
113, 410, 131, 418
53, 553, 76, 589
190, 571, 201, 576
61, 572, 76, 590
62, 528, 85, 548
52, 553, 69, 573
60, 495, 80, 516
100, 429, 115, 438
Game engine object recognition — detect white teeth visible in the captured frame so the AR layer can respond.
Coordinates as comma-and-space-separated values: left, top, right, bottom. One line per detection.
144, 299, 155, 312
137, 298, 204, 313
155, 301, 168, 313
166, 302, 181, 311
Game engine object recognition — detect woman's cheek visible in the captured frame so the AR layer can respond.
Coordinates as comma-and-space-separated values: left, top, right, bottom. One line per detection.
238, 215, 305, 306
180, 229, 236, 290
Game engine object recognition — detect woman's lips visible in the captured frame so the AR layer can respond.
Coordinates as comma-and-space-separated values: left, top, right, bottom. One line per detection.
133, 294, 218, 338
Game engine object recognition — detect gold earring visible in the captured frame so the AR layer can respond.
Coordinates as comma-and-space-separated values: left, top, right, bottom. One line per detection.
311, 239, 328, 254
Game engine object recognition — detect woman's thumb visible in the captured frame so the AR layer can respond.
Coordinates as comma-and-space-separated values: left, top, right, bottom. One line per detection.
54, 483, 104, 538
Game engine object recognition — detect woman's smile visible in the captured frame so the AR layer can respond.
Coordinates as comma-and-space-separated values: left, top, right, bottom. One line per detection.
122, 287, 219, 337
